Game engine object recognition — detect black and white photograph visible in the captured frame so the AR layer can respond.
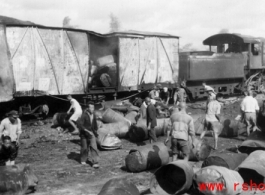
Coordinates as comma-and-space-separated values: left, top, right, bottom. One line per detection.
0, 0, 265, 194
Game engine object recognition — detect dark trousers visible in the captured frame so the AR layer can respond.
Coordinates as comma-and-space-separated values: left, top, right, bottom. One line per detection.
148, 127, 157, 142
80, 134, 99, 164
171, 138, 190, 159
0, 142, 18, 166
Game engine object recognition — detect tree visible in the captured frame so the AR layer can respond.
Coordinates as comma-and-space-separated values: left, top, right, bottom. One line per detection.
109, 13, 120, 32
63, 16, 78, 28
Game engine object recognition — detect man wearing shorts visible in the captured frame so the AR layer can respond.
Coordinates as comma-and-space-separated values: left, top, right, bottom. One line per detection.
67, 95, 82, 135
165, 102, 195, 161
240, 90, 259, 136
200, 94, 221, 150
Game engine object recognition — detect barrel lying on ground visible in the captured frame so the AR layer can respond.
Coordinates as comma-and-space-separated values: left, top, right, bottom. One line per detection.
97, 122, 130, 138
125, 142, 169, 173
193, 165, 244, 195
98, 178, 140, 195
97, 132, 122, 150
125, 111, 138, 124
0, 164, 38, 195
202, 153, 248, 170
102, 108, 131, 125
150, 160, 194, 195
238, 131, 265, 154
237, 150, 265, 185
128, 118, 170, 142
51, 112, 71, 128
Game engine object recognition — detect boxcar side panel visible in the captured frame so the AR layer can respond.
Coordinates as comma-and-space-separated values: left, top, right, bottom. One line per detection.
0, 25, 15, 102
6, 27, 89, 96
157, 38, 179, 83
119, 38, 139, 88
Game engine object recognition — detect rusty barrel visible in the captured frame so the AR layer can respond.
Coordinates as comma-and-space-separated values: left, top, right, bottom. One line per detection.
237, 150, 265, 185
0, 164, 38, 195
102, 108, 131, 125
98, 178, 140, 195
51, 112, 71, 128
238, 131, 265, 154
150, 160, 194, 195
128, 118, 170, 142
202, 153, 248, 170
97, 122, 130, 138
193, 166, 244, 195
125, 142, 169, 173
110, 105, 128, 113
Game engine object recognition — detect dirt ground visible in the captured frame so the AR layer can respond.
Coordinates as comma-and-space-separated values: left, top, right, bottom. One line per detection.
16, 97, 261, 195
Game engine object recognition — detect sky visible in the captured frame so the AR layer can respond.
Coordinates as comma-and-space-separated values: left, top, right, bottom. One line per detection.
1, 0, 265, 50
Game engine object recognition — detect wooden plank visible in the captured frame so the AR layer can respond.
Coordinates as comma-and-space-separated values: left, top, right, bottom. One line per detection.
119, 38, 139, 87
35, 28, 60, 94
139, 37, 157, 84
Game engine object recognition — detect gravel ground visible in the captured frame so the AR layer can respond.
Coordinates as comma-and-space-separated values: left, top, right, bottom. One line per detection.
15, 97, 265, 195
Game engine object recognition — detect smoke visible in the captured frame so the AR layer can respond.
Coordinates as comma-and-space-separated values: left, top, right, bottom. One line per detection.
218, 29, 229, 34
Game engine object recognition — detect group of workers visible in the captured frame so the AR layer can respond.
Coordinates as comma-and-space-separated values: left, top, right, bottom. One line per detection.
0, 82, 261, 168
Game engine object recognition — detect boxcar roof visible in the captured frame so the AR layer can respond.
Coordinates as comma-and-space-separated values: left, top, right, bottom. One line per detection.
104, 30, 179, 38
203, 33, 265, 45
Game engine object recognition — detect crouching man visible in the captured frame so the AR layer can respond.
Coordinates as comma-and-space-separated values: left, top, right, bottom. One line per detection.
165, 102, 195, 161
77, 102, 99, 169
0, 110, 22, 165
0, 136, 17, 166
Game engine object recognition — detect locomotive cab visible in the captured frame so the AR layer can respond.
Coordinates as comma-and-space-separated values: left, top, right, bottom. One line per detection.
179, 33, 265, 99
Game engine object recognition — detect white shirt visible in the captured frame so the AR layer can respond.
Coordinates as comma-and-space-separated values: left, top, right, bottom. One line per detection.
240, 96, 259, 113
71, 99, 82, 113
0, 118, 22, 142
206, 100, 221, 122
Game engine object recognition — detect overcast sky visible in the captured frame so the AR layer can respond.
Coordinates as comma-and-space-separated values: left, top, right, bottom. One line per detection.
1, 0, 265, 49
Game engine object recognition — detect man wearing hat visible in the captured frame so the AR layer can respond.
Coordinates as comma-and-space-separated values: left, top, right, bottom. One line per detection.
0, 110, 22, 164
165, 102, 195, 161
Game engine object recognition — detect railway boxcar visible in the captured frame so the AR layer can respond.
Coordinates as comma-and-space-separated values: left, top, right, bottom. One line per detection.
179, 33, 265, 99
0, 16, 179, 116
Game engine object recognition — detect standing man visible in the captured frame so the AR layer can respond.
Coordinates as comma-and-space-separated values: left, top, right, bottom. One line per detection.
240, 90, 259, 136
173, 84, 187, 105
0, 136, 17, 166
145, 97, 157, 143
165, 102, 195, 161
200, 94, 221, 150
67, 95, 83, 135
77, 102, 99, 168
0, 110, 22, 165
160, 87, 170, 105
